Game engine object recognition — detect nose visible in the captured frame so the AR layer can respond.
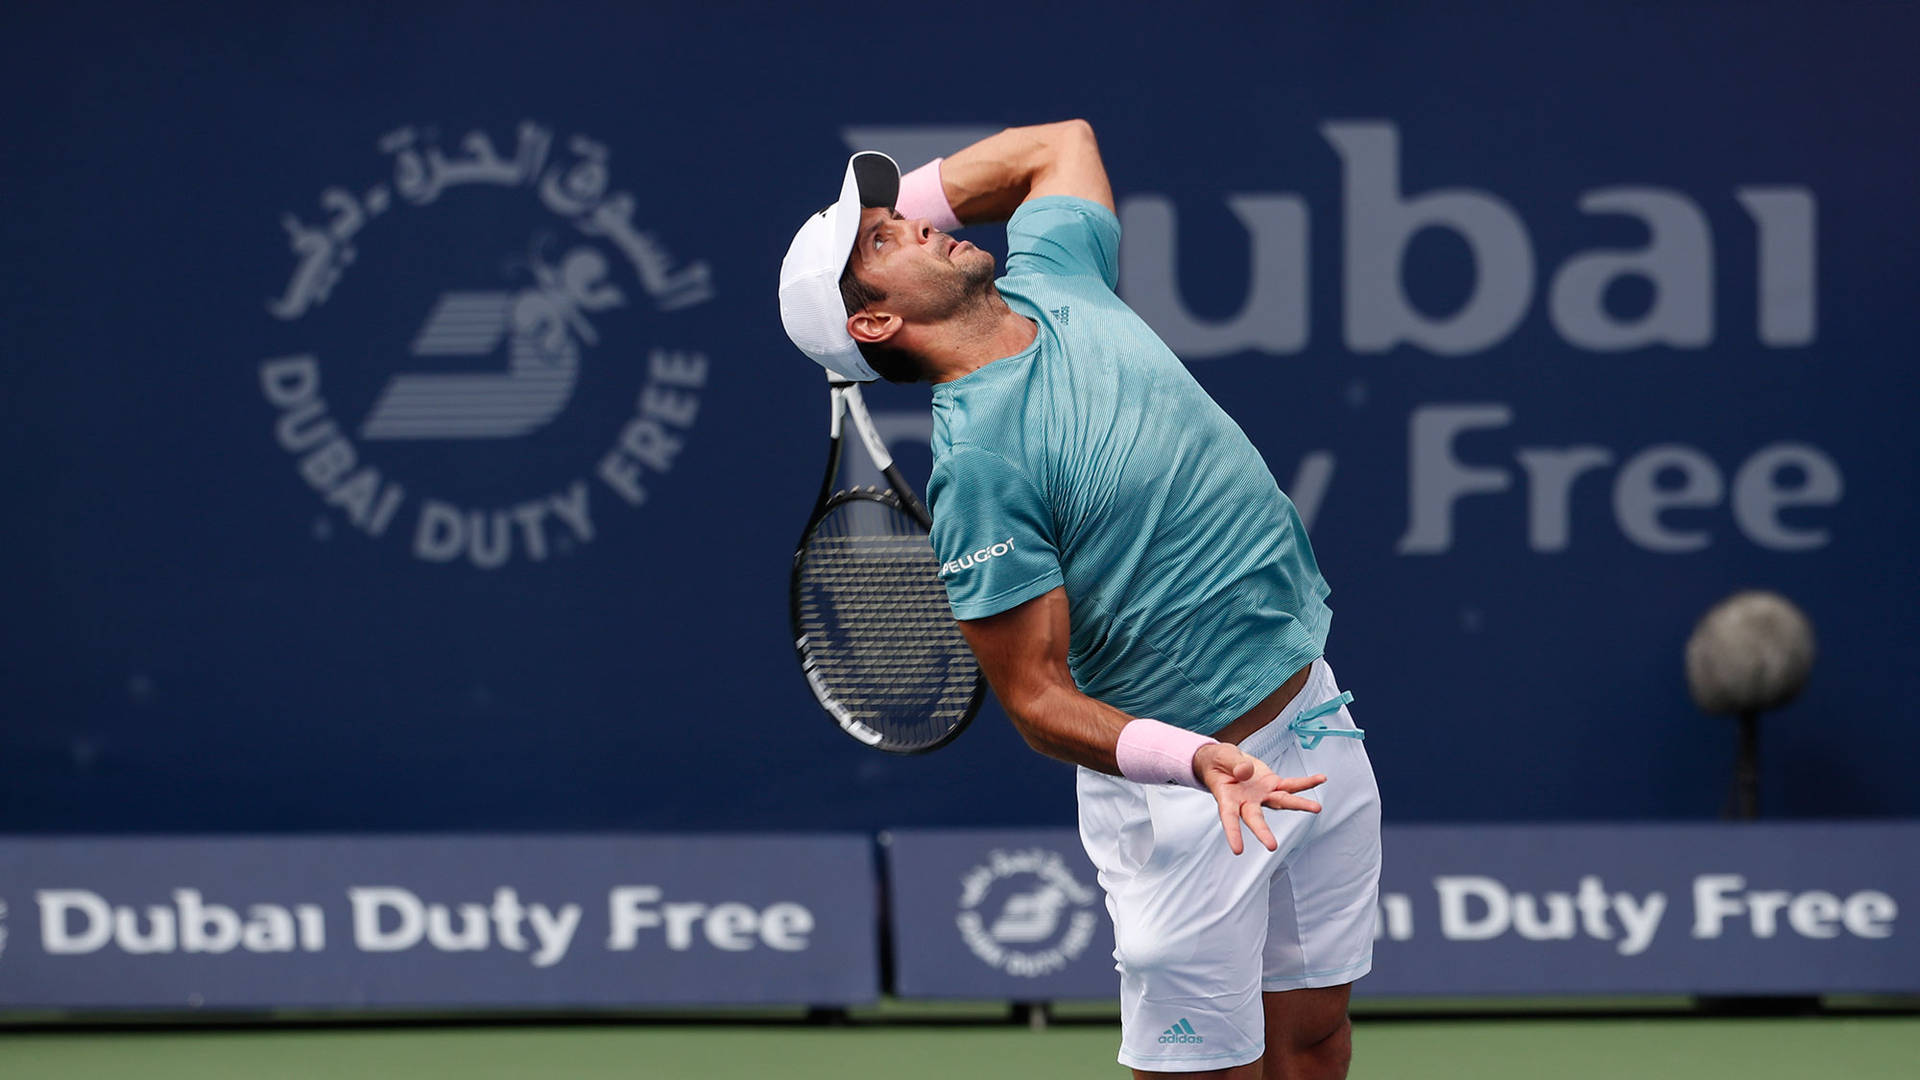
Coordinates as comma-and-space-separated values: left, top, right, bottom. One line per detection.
909, 216, 935, 243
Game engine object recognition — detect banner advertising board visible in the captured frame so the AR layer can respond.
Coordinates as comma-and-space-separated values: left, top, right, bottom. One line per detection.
0, 835, 876, 1010
886, 824, 1919, 999
6, 4, 1920, 841
887, 829, 1118, 1000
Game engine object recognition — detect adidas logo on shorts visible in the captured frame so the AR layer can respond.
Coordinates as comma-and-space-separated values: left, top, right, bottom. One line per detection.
1158, 1018, 1204, 1044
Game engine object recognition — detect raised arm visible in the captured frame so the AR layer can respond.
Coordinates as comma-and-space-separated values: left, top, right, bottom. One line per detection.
931, 120, 1116, 224
958, 586, 1325, 854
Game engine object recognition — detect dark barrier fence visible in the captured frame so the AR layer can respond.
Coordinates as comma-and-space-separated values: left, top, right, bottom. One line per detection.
4, 824, 1914, 1010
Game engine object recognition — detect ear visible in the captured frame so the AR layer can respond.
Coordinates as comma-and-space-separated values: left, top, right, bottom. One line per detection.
847, 308, 903, 347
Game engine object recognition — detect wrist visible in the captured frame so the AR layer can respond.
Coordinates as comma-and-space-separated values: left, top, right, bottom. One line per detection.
1115, 718, 1218, 790
895, 158, 962, 232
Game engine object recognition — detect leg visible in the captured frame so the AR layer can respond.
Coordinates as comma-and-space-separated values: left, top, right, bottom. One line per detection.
1079, 769, 1310, 1076
1260, 984, 1352, 1080
1246, 660, 1380, 1080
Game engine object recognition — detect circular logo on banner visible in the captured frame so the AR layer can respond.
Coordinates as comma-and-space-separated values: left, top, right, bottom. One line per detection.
258, 120, 713, 570
955, 848, 1100, 978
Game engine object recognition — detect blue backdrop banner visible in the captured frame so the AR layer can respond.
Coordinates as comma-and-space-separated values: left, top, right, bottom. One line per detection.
886, 824, 1920, 999
0, 835, 878, 1009
3, 3, 1918, 834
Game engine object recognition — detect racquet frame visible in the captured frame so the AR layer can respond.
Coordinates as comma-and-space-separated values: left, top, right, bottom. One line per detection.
790, 376, 984, 753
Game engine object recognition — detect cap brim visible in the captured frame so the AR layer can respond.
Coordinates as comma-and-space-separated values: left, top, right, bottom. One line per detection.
848, 150, 900, 211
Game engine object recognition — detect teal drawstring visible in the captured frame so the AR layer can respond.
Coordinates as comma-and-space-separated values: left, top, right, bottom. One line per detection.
1288, 691, 1362, 750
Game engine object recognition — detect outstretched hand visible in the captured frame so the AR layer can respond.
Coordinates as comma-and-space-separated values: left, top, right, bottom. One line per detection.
1192, 743, 1326, 855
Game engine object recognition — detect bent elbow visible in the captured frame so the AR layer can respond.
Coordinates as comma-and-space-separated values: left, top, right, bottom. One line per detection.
1003, 699, 1063, 757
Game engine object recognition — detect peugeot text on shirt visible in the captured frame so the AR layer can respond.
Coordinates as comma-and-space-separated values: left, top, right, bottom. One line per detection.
939, 538, 1017, 579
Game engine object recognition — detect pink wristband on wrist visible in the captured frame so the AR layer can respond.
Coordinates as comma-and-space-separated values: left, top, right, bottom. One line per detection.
895, 157, 962, 233
1115, 718, 1217, 789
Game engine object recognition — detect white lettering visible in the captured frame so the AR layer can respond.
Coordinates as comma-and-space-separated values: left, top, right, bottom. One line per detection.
410, 488, 593, 569
1077, 121, 1819, 358
548, 481, 594, 544
242, 904, 296, 953
1550, 188, 1713, 350
114, 905, 176, 954
424, 903, 490, 951
1398, 405, 1513, 554
1375, 892, 1415, 942
597, 350, 707, 508
1693, 874, 1748, 938
41, 891, 321, 957
1574, 875, 1613, 940
662, 902, 706, 951
703, 902, 758, 951
1731, 444, 1842, 551
1737, 187, 1817, 346
604, 886, 811, 953
1613, 891, 1667, 958
1404, 407, 1842, 554
175, 889, 241, 954
526, 902, 581, 967
1511, 893, 1576, 940
1614, 445, 1723, 553
260, 355, 320, 407
37, 889, 114, 955
295, 904, 325, 951
413, 500, 464, 562
941, 537, 1017, 577
1787, 890, 1842, 939
1435, 875, 1510, 941
1288, 451, 1336, 533
1327, 121, 1534, 356
1119, 194, 1309, 356
759, 903, 814, 951
607, 886, 663, 950
490, 888, 528, 952
1692, 876, 1894, 940
1842, 891, 1897, 939
1515, 446, 1613, 552
350, 886, 425, 952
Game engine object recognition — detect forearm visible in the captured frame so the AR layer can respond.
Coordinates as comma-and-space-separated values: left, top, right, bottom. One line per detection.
1002, 681, 1138, 775
937, 120, 1108, 225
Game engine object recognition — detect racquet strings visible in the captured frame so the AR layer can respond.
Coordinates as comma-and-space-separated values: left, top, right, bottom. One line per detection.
795, 495, 978, 751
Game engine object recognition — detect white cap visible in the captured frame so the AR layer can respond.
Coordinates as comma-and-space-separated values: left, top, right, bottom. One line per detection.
778, 151, 901, 382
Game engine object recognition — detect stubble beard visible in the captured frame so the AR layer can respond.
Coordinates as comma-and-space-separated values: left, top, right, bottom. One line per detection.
949, 249, 999, 316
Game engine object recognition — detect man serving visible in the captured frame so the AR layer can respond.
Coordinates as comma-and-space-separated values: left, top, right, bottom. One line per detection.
780, 121, 1382, 1080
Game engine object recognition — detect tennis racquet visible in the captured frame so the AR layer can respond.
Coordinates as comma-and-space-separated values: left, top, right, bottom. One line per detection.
790, 377, 985, 753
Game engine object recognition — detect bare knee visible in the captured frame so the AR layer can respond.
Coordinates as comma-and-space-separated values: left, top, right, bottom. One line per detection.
1269, 1015, 1350, 1080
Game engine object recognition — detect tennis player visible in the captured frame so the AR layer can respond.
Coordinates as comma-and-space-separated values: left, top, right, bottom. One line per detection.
780, 121, 1381, 1080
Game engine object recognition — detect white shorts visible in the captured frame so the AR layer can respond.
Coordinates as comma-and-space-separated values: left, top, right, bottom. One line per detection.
1077, 658, 1381, 1073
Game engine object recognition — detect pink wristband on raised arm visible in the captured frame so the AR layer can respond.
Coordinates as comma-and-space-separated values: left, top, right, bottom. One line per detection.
1115, 718, 1217, 789
895, 157, 962, 233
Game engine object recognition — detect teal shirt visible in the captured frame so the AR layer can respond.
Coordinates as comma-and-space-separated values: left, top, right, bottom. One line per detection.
927, 196, 1332, 735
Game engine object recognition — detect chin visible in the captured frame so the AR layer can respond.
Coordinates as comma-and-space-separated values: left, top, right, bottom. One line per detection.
961, 248, 997, 283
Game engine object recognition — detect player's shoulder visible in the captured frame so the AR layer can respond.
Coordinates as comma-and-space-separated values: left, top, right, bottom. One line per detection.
1006, 195, 1122, 290
1010, 193, 1120, 232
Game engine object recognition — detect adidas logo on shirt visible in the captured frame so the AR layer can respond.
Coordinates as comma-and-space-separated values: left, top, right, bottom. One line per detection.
1158, 1018, 1204, 1044
1050, 305, 1070, 325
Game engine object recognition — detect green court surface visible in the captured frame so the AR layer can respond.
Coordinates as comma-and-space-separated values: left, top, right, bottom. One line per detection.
2, 1017, 1916, 1079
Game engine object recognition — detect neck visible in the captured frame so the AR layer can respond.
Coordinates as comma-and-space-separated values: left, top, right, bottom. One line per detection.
916, 285, 1037, 384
